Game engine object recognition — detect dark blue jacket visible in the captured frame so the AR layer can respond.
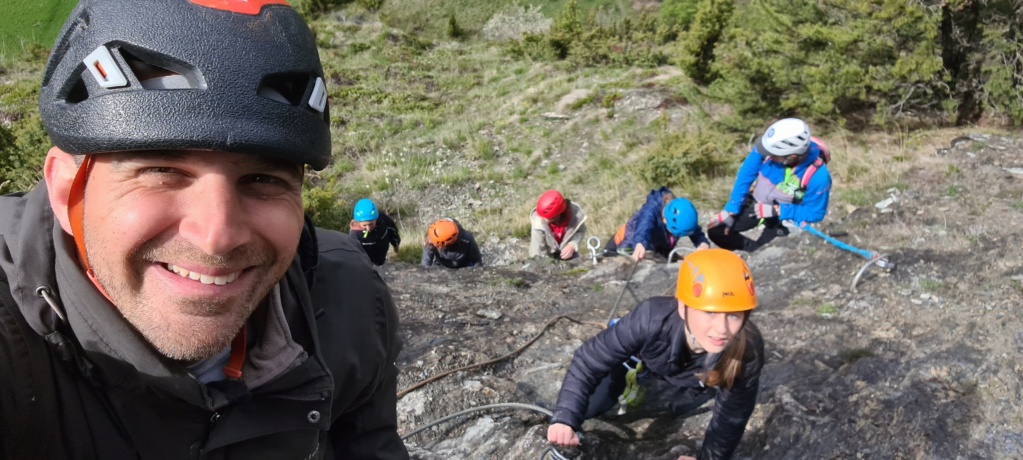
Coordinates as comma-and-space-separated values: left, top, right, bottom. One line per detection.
551, 297, 763, 460
620, 187, 709, 256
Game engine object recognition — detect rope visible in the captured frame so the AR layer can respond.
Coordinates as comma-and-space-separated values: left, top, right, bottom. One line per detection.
798, 222, 877, 260
605, 260, 641, 325
401, 402, 553, 439
401, 402, 571, 459
397, 315, 603, 399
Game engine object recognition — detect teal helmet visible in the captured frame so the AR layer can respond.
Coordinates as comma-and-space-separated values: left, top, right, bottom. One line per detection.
353, 198, 378, 222
664, 198, 698, 237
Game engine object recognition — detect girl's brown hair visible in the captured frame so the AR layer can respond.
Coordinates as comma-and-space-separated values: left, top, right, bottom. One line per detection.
698, 312, 751, 389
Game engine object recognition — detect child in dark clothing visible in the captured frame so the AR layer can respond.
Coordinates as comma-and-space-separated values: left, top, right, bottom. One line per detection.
349, 198, 400, 266
604, 187, 710, 261
421, 218, 483, 269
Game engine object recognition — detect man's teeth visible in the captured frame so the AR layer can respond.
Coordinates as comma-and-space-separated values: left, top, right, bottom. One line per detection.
166, 264, 241, 285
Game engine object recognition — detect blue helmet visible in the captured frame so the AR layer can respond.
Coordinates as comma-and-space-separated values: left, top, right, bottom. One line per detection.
353, 198, 379, 222
663, 198, 698, 237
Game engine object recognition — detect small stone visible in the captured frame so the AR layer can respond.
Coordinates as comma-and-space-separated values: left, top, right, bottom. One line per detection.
911, 299, 924, 305
476, 309, 502, 320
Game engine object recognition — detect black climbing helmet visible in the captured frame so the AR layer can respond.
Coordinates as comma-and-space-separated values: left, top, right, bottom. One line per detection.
39, 0, 331, 170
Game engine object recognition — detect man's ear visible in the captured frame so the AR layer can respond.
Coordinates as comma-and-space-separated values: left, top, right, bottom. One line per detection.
44, 146, 77, 235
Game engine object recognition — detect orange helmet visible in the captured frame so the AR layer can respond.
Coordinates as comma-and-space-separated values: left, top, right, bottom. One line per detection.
676, 249, 757, 312
427, 219, 460, 248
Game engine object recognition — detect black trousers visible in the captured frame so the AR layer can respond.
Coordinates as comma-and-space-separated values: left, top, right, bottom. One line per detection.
707, 197, 789, 252
582, 364, 628, 418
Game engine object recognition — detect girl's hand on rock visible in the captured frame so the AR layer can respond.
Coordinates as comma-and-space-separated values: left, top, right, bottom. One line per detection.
547, 423, 579, 447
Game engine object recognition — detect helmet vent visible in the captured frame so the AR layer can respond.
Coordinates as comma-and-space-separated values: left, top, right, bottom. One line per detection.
121, 48, 204, 90
259, 73, 326, 113
259, 73, 308, 106
64, 78, 90, 104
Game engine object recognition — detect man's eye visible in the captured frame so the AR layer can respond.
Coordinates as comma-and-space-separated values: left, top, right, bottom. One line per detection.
243, 174, 297, 193
143, 166, 180, 175
250, 174, 281, 184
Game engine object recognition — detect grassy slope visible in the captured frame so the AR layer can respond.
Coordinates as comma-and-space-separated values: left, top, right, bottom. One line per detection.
0, 0, 76, 62
308, 5, 985, 260
0, 2, 999, 260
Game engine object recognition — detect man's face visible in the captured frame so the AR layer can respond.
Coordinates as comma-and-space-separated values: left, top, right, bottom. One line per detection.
769, 153, 806, 167
78, 150, 305, 361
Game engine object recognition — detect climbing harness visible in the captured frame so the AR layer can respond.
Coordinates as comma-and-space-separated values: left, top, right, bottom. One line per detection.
798, 222, 896, 291
586, 236, 602, 265
616, 358, 646, 415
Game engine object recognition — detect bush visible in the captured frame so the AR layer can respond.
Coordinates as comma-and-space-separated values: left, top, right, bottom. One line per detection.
507, 1, 671, 67
0, 114, 48, 194
303, 183, 348, 231
977, 4, 1023, 125
447, 14, 465, 39
675, 0, 733, 84
637, 129, 735, 192
481, 4, 552, 41
707, 0, 945, 126
659, 0, 700, 32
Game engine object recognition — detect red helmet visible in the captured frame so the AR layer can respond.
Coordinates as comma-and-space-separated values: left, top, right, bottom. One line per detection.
536, 190, 567, 219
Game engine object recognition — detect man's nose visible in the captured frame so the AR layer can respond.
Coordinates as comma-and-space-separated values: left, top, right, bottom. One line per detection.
179, 177, 251, 256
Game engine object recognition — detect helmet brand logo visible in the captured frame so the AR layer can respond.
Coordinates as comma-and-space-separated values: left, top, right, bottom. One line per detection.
722, 292, 734, 297
189, 0, 291, 15
766, 128, 775, 138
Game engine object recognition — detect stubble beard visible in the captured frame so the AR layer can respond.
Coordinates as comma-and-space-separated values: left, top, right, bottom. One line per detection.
88, 236, 287, 362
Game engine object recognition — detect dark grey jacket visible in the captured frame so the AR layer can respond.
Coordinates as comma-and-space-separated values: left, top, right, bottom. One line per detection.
420, 220, 482, 269
0, 183, 409, 460
551, 297, 764, 460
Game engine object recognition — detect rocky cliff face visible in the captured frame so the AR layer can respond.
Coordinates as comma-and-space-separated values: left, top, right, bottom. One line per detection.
385, 134, 1023, 459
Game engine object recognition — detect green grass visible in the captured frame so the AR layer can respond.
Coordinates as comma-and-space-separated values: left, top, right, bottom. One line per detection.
395, 244, 423, 264
816, 303, 838, 317
919, 279, 946, 292
0, 2, 965, 250
0, 0, 76, 63
377, 0, 626, 40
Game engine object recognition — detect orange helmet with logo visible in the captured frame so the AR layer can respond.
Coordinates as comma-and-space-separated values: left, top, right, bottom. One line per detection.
676, 249, 757, 312
427, 219, 460, 248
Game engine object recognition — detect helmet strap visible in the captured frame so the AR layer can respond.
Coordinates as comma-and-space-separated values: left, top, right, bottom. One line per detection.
67, 155, 113, 301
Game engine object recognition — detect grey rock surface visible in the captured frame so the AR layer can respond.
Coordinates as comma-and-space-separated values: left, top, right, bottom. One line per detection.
385, 135, 1023, 459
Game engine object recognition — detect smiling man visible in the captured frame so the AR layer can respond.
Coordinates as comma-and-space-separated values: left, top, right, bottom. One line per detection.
0, 0, 408, 459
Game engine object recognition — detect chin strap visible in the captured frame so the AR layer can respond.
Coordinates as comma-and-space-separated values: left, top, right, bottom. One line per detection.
67, 155, 112, 302
222, 326, 246, 380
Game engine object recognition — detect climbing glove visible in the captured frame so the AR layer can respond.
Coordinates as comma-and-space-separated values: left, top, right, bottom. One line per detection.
754, 202, 778, 219
710, 210, 735, 228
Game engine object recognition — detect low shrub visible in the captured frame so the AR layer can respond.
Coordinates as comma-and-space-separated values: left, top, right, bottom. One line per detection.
636, 128, 735, 192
